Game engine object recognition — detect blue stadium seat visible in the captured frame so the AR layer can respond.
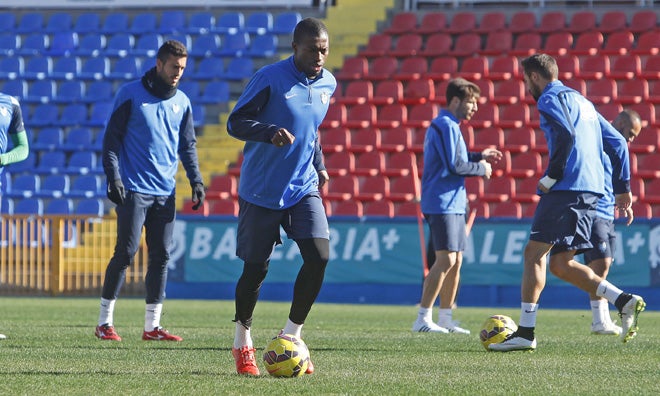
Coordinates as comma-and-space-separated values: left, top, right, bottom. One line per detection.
213, 11, 244, 34
14, 197, 43, 216
105, 33, 135, 57
24, 79, 55, 104
272, 12, 302, 35
1, 196, 14, 215
73, 12, 101, 34
186, 12, 215, 35
217, 32, 250, 57
17, 33, 49, 56
158, 10, 186, 34
75, 198, 104, 216
0, 12, 16, 32
16, 12, 44, 34
7, 174, 40, 198
2, 79, 27, 100
6, 152, 35, 174
65, 151, 97, 175
61, 127, 93, 151
101, 12, 129, 35
164, 33, 192, 49
190, 57, 225, 80
192, 105, 205, 127
78, 57, 110, 80
69, 174, 102, 198
36, 174, 70, 198
189, 34, 221, 58
132, 33, 163, 57
222, 57, 254, 81
198, 80, 230, 104
51, 56, 81, 80
28, 103, 59, 127
45, 198, 73, 215
44, 12, 73, 33
178, 81, 201, 101
129, 13, 157, 35
75, 33, 106, 57
81, 80, 113, 102
1, 171, 11, 195
108, 56, 141, 80
85, 101, 112, 127
35, 151, 66, 174
245, 34, 277, 58
90, 130, 104, 151
23, 56, 53, 80
54, 80, 85, 104
0, 33, 20, 56
31, 127, 63, 151
0, 56, 24, 80
245, 12, 273, 35
46, 31, 78, 56
55, 103, 88, 127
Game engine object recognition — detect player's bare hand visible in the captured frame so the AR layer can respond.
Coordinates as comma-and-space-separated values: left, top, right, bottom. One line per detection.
615, 192, 634, 225
482, 147, 503, 164
480, 160, 492, 179
271, 128, 295, 147
318, 170, 329, 188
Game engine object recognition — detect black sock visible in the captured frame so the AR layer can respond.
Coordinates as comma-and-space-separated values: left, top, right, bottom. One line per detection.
614, 293, 633, 312
516, 326, 535, 341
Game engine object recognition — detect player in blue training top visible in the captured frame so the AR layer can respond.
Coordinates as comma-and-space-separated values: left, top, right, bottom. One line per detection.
582, 109, 642, 336
491, 54, 645, 352
227, 17, 335, 376
95, 40, 205, 343
413, 78, 502, 335
0, 92, 30, 341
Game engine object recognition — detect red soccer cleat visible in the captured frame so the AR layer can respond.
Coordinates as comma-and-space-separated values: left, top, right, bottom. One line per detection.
142, 327, 183, 341
232, 346, 260, 376
95, 324, 122, 341
305, 358, 314, 374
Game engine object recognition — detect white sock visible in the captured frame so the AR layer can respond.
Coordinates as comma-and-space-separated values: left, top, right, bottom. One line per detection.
590, 299, 608, 325
282, 319, 303, 338
519, 302, 538, 328
595, 280, 624, 304
416, 307, 432, 323
234, 321, 252, 349
144, 303, 162, 332
436, 308, 452, 327
98, 298, 116, 327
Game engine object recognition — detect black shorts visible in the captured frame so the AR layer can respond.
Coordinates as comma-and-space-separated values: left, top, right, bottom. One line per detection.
583, 216, 616, 262
425, 213, 466, 252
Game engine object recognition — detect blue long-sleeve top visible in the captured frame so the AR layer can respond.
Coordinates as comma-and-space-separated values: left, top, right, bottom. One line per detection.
421, 109, 486, 215
227, 56, 336, 210
102, 74, 202, 196
537, 81, 630, 197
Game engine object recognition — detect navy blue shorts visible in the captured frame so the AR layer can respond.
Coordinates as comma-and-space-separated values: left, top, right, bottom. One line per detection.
236, 192, 329, 262
425, 213, 466, 252
530, 191, 599, 255
583, 216, 616, 262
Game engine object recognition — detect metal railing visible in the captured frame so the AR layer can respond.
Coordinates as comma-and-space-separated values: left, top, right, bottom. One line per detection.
0, 215, 147, 296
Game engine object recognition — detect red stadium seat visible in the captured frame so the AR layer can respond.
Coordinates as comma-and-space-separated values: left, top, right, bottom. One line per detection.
643, 178, 660, 204
601, 31, 633, 56
363, 200, 395, 218
499, 103, 530, 129
424, 56, 458, 81
400, 78, 435, 105
323, 174, 358, 201
209, 199, 238, 216
596, 103, 623, 122
320, 127, 351, 154
598, 11, 627, 34
489, 56, 519, 81
510, 152, 543, 178
394, 56, 428, 81
628, 127, 658, 154
640, 57, 660, 81
464, 177, 484, 201
365, 56, 398, 81
360, 33, 392, 58
345, 103, 377, 129
628, 102, 655, 127
578, 55, 610, 80
618, 79, 649, 105
419, 33, 452, 58
446, 12, 477, 34
475, 12, 506, 34
563, 77, 586, 96
504, 126, 534, 153
336, 80, 373, 106
522, 202, 538, 218
332, 200, 363, 217
372, 80, 403, 105
319, 103, 346, 129
355, 175, 390, 201
630, 201, 652, 219
414, 11, 447, 35
565, 10, 596, 33
384, 152, 416, 177
510, 33, 542, 57
389, 33, 423, 58
472, 201, 490, 219
448, 33, 481, 58
490, 201, 522, 219
609, 55, 641, 80
207, 174, 237, 200
635, 153, 660, 179
335, 56, 368, 81
555, 54, 580, 81
473, 79, 494, 105
492, 80, 525, 105
395, 201, 419, 217
350, 128, 380, 153
536, 11, 566, 33
354, 151, 386, 177
631, 31, 660, 56
389, 175, 416, 201
384, 12, 418, 35
572, 31, 603, 56
406, 103, 438, 129
629, 10, 657, 34
514, 178, 541, 203
380, 126, 413, 153
469, 102, 498, 129
480, 31, 513, 56
631, 178, 645, 202
374, 103, 407, 129
471, 127, 504, 152
509, 11, 537, 34
586, 79, 617, 105
432, 80, 450, 106
456, 57, 488, 80
181, 199, 209, 216
543, 31, 573, 56
324, 151, 355, 177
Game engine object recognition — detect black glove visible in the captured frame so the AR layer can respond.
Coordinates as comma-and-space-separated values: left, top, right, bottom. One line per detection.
107, 179, 125, 206
191, 183, 206, 210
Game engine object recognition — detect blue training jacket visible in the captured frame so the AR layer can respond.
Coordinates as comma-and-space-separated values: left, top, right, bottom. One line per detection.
421, 109, 486, 215
0, 93, 26, 177
537, 81, 630, 198
227, 56, 336, 210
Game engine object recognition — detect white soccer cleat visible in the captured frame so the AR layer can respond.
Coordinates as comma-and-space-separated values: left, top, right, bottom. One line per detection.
438, 320, 471, 335
591, 321, 622, 336
488, 335, 536, 352
619, 294, 646, 343
412, 319, 449, 333
0, 333, 6, 340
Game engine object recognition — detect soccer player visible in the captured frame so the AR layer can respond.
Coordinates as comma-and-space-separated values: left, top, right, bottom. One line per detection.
0, 91, 30, 341
490, 54, 645, 352
227, 18, 335, 376
95, 40, 205, 342
412, 78, 502, 334
583, 109, 642, 335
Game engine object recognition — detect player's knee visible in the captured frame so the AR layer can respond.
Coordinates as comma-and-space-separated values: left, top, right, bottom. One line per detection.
548, 259, 568, 278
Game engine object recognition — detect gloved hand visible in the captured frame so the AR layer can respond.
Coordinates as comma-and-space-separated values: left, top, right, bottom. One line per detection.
107, 179, 126, 205
191, 183, 206, 210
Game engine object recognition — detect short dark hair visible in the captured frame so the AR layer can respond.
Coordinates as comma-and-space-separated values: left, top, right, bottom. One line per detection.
446, 78, 480, 104
521, 53, 558, 80
157, 40, 188, 62
293, 17, 328, 43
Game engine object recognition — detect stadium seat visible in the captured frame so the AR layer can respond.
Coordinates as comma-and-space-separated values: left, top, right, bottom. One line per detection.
508, 11, 536, 34
345, 103, 376, 129
198, 80, 230, 104
1, 196, 14, 215
555, 54, 579, 80
598, 11, 627, 34
374, 103, 407, 129
69, 174, 102, 199
480, 31, 513, 56
537, 11, 566, 33
446, 12, 477, 34
323, 174, 358, 201
350, 128, 381, 154
331, 200, 363, 217
363, 56, 398, 81
448, 33, 481, 58
414, 11, 447, 35
643, 179, 660, 204
514, 178, 541, 204
400, 78, 434, 105
128, 12, 157, 35
35, 151, 66, 175
390, 33, 423, 58
596, 103, 623, 122
355, 175, 390, 202
543, 31, 573, 56
82, 80, 112, 103
510, 33, 542, 57
1, 79, 26, 100
471, 127, 504, 152
245, 34, 277, 58
631, 31, 660, 56
46, 31, 78, 56
380, 126, 413, 153
131, 33, 163, 57
181, 198, 209, 216
618, 79, 649, 104
85, 101, 113, 127
337, 80, 373, 106
565, 10, 596, 33
105, 33, 134, 58
504, 126, 535, 153
16, 12, 44, 34
0, 33, 20, 56
372, 80, 403, 105
578, 55, 610, 80
28, 103, 59, 127
320, 127, 350, 154
468, 102, 498, 129
186, 11, 215, 35
388, 175, 416, 201
90, 130, 104, 152
245, 11, 273, 35
492, 80, 525, 105
464, 176, 484, 201
419, 33, 452, 58
384, 151, 415, 178
628, 10, 657, 34
406, 103, 438, 129
354, 151, 386, 177
586, 79, 617, 104
222, 57, 253, 81
213, 11, 244, 34
14, 197, 43, 216
394, 201, 419, 217
189, 34, 221, 58
424, 56, 457, 81
490, 201, 522, 219
393, 56, 427, 81
363, 200, 395, 218
101, 12, 129, 34
158, 10, 186, 34
31, 127, 63, 151
108, 56, 141, 80
73, 12, 101, 34
609, 55, 641, 80
55, 103, 88, 127
384, 12, 418, 35
630, 201, 652, 219
629, 103, 656, 127
177, 81, 201, 102
207, 174, 238, 200
191, 57, 225, 80
24, 79, 55, 103
636, 153, 660, 179
37, 174, 70, 199
75, 198, 104, 216
601, 31, 633, 56
475, 11, 506, 34
192, 105, 205, 127
23, 56, 52, 81
411, 128, 426, 153
631, 178, 645, 201
7, 174, 40, 199
0, 12, 15, 32
510, 151, 543, 178
482, 177, 515, 203
323, 151, 355, 177
456, 57, 488, 80
75, 33, 106, 57
64, 151, 97, 176
217, 31, 250, 57
0, 57, 23, 81
272, 11, 302, 35
571, 31, 603, 56
164, 33, 191, 49
334, 56, 368, 81
319, 103, 346, 129
629, 127, 658, 153
61, 127, 94, 152
51, 57, 81, 81
208, 199, 238, 217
